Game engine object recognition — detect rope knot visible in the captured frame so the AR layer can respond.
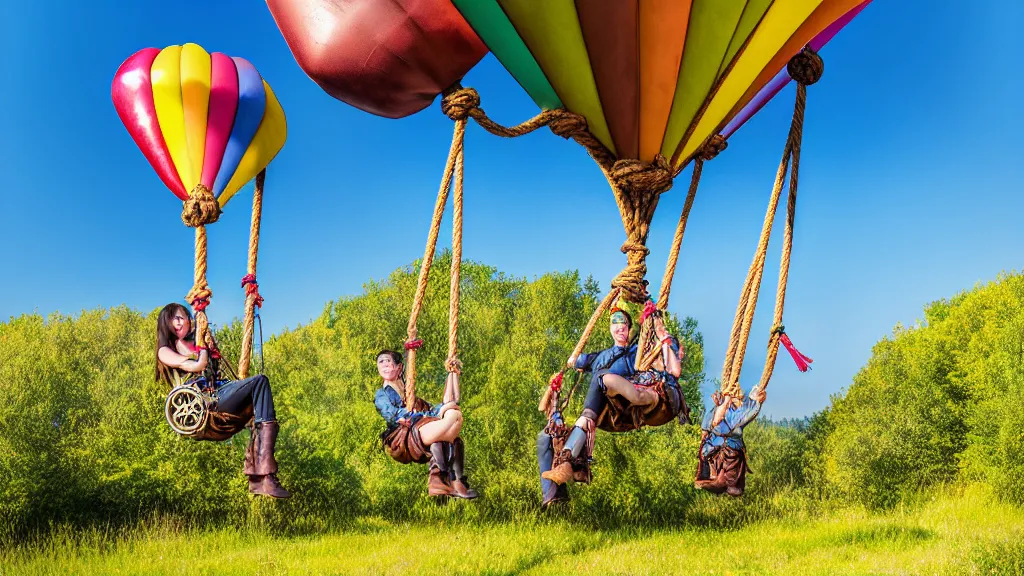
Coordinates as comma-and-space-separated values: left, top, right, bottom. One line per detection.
547, 111, 589, 140
241, 274, 264, 308
610, 155, 674, 196
181, 184, 222, 227
787, 46, 824, 86
611, 241, 651, 302
440, 86, 480, 121
699, 134, 729, 160
445, 355, 463, 375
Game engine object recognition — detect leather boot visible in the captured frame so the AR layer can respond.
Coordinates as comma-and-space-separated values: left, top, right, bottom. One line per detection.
254, 421, 279, 475
243, 430, 261, 493
447, 438, 478, 499
541, 449, 575, 485
541, 482, 569, 509
250, 420, 291, 499
253, 473, 292, 499
428, 454, 455, 497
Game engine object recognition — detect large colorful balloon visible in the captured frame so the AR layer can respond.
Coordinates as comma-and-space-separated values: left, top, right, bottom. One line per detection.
112, 43, 287, 207
450, 0, 872, 168
265, 0, 488, 119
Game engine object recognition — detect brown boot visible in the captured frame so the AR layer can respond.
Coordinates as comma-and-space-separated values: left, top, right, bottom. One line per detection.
541, 450, 575, 485
244, 429, 262, 493
250, 420, 291, 498
428, 457, 455, 497
254, 421, 280, 476
451, 477, 478, 499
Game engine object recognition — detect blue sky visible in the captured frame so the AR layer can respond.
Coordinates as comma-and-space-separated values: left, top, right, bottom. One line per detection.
2, 2, 1021, 419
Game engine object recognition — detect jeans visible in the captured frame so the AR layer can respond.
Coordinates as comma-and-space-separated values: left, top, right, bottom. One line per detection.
537, 430, 555, 495
214, 374, 276, 423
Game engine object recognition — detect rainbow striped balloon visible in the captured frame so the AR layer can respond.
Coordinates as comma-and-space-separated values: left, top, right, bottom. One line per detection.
112, 43, 287, 207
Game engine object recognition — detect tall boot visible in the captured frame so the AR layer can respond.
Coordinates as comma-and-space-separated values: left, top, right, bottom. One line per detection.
428, 443, 455, 497
541, 425, 588, 485
251, 420, 291, 499
448, 437, 478, 499
243, 428, 261, 494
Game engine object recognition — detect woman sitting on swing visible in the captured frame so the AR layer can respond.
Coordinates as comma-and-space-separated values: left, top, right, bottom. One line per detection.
373, 349, 478, 500
154, 303, 291, 498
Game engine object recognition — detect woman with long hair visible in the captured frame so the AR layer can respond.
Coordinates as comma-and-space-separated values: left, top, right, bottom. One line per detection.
373, 349, 477, 499
155, 302, 290, 498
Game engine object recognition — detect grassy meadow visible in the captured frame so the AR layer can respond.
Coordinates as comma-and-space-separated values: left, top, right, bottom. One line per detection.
4, 485, 1022, 575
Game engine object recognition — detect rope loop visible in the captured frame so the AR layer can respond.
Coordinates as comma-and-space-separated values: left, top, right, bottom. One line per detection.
440, 86, 480, 121
445, 355, 463, 375
610, 154, 674, 196
548, 111, 590, 140
787, 46, 824, 86
699, 134, 729, 161
181, 184, 222, 227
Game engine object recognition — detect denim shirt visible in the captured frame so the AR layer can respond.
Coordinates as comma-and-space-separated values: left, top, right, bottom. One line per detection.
575, 343, 638, 378
701, 395, 762, 453
373, 384, 439, 428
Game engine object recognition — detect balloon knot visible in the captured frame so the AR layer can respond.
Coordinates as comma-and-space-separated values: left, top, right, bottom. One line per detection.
610, 155, 674, 196
699, 134, 728, 160
181, 184, 222, 227
788, 46, 824, 86
548, 111, 589, 140
441, 86, 480, 121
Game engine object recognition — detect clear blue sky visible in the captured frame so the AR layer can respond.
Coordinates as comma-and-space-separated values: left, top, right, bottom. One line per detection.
1, 2, 1021, 419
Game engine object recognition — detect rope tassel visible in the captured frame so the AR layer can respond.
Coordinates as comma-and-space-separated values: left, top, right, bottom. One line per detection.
779, 331, 813, 372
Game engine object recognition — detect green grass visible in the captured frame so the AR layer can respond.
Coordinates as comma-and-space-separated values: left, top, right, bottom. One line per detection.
4, 485, 1022, 575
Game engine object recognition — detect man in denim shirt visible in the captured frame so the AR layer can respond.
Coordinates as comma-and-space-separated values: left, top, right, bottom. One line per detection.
537, 308, 637, 508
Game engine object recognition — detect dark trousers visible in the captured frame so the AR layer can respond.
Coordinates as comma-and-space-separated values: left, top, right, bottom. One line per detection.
215, 374, 276, 423
583, 369, 615, 416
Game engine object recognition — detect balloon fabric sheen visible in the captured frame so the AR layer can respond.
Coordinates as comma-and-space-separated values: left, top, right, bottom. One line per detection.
112, 43, 287, 209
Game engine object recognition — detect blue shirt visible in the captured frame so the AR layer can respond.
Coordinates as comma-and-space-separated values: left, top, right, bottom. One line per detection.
701, 395, 762, 453
373, 384, 440, 428
575, 343, 638, 377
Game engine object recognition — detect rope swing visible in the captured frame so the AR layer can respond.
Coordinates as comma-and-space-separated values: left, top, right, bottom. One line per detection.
719, 47, 821, 400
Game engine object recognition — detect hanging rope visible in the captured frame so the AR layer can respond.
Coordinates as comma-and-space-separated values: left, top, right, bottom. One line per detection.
403, 94, 468, 411
181, 183, 221, 349
719, 46, 823, 399
656, 134, 727, 311
238, 169, 266, 379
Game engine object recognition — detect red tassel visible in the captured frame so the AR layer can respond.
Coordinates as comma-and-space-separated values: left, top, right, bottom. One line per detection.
779, 332, 813, 372
640, 300, 658, 324
549, 372, 564, 393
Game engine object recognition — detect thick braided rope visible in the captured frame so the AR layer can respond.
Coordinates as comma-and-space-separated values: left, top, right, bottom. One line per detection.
567, 287, 622, 368
404, 117, 465, 410
720, 138, 793, 399
720, 47, 822, 398
238, 169, 265, 378
759, 68, 815, 390
446, 131, 465, 376
657, 157, 703, 310
181, 184, 220, 349
185, 226, 213, 348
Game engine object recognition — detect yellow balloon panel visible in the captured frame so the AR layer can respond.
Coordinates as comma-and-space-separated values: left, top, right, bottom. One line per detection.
180, 43, 211, 192
219, 81, 288, 206
151, 45, 194, 192
675, 0, 824, 166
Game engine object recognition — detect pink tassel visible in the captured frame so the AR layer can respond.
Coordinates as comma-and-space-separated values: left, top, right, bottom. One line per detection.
779, 332, 813, 372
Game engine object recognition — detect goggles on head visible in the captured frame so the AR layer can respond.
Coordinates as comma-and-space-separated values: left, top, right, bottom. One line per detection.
610, 311, 629, 325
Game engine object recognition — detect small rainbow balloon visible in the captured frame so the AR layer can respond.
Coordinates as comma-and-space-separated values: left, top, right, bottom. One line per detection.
112, 43, 287, 208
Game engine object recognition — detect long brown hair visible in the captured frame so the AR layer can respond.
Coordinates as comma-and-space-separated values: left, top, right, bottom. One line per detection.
155, 303, 193, 384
